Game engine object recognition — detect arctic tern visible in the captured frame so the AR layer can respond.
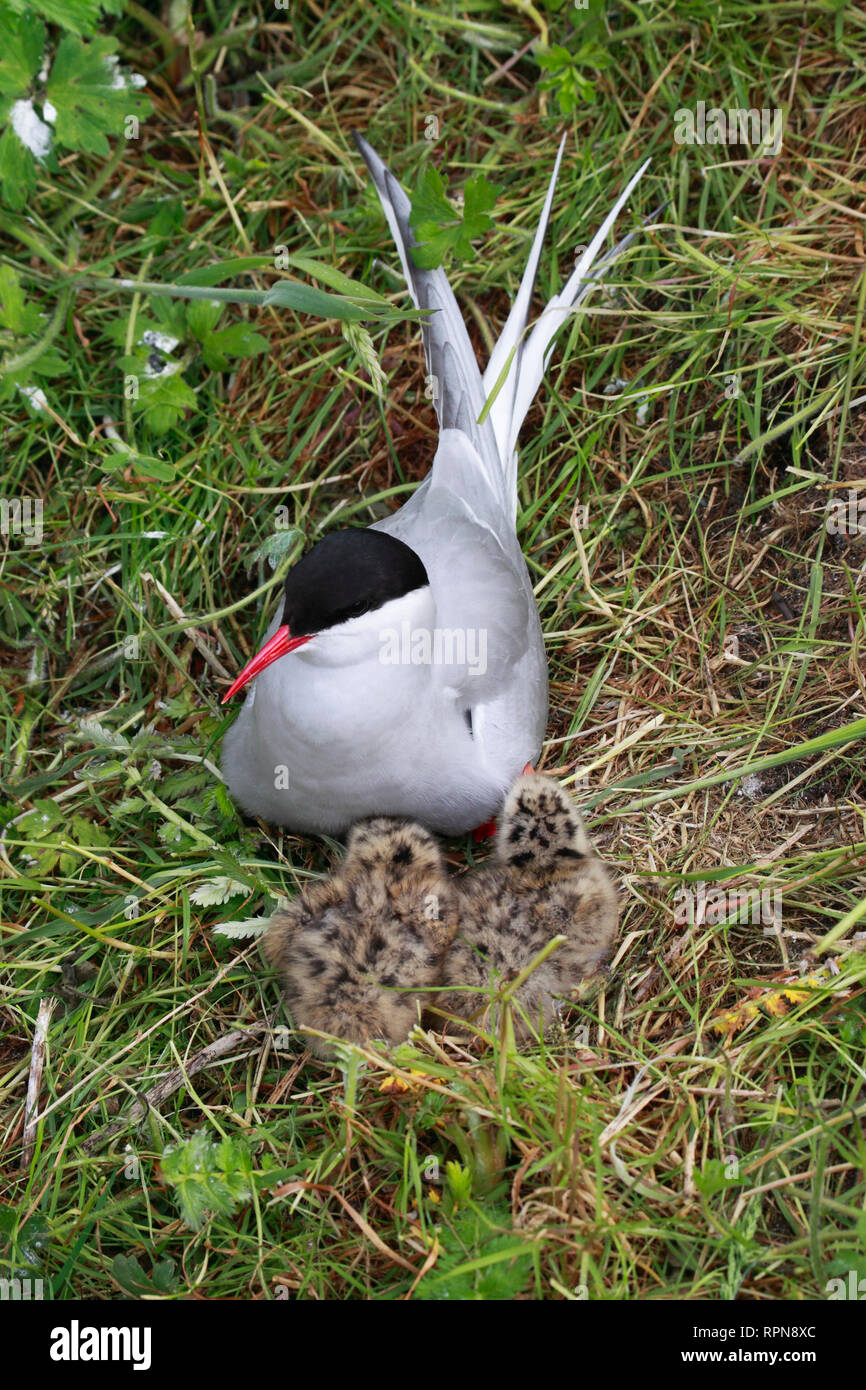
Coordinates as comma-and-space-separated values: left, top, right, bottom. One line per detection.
221, 133, 650, 835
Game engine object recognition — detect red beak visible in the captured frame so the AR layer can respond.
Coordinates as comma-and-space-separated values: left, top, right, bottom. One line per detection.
221, 624, 314, 703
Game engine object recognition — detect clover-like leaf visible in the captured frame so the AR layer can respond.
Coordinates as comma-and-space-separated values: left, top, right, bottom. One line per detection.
410, 165, 501, 270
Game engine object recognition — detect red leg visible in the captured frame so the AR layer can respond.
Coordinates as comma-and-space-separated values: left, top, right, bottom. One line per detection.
472, 817, 497, 842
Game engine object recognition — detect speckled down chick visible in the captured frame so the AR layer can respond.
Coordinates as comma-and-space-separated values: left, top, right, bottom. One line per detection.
263, 819, 457, 1058
437, 772, 618, 1039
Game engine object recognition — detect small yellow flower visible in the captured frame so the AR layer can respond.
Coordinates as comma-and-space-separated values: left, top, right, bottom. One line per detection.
378, 1074, 411, 1095
378, 1069, 429, 1095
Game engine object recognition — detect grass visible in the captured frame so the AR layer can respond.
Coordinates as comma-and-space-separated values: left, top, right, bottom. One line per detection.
2, 0, 866, 1301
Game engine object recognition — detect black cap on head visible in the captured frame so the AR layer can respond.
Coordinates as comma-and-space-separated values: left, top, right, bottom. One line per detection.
281, 529, 429, 636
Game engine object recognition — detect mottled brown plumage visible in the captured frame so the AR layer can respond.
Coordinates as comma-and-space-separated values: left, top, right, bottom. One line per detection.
263, 818, 457, 1058
437, 772, 619, 1040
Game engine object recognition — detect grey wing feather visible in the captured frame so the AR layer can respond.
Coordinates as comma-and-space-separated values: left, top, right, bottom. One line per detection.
481, 133, 567, 468
352, 132, 505, 502
506, 158, 651, 455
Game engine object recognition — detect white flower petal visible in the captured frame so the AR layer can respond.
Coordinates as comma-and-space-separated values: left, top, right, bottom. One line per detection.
10, 99, 52, 160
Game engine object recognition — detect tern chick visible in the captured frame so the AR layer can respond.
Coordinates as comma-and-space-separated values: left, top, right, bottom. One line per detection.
437, 772, 619, 1040
263, 819, 457, 1058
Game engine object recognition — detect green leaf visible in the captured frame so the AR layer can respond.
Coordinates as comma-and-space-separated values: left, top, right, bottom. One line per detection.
0, 119, 37, 208
694, 1160, 744, 1197
147, 202, 184, 238
159, 768, 213, 801
135, 370, 196, 434
161, 1131, 253, 1231
444, 1161, 473, 1205
157, 819, 189, 847
410, 165, 501, 269
18, 798, 63, 838
186, 297, 222, 342
70, 814, 110, 848
249, 526, 302, 570
0, 11, 45, 97
46, 35, 148, 158
463, 175, 501, 232
0, 1207, 50, 1279
17, 799, 63, 875
6, 0, 122, 38
536, 42, 609, 115
0, 264, 40, 334
410, 162, 453, 228
475, 1239, 534, 1300
838, 1009, 866, 1049
177, 256, 276, 288
148, 295, 187, 341
213, 782, 235, 821
112, 1253, 178, 1298
422, 1207, 534, 1301
107, 313, 179, 349
29, 846, 60, 874
129, 454, 176, 482
200, 323, 269, 371
287, 254, 388, 304
826, 1252, 866, 1283
57, 814, 109, 873
30, 347, 67, 379
262, 278, 371, 322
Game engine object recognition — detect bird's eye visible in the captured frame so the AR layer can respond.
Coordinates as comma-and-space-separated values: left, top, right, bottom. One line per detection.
341, 601, 367, 622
